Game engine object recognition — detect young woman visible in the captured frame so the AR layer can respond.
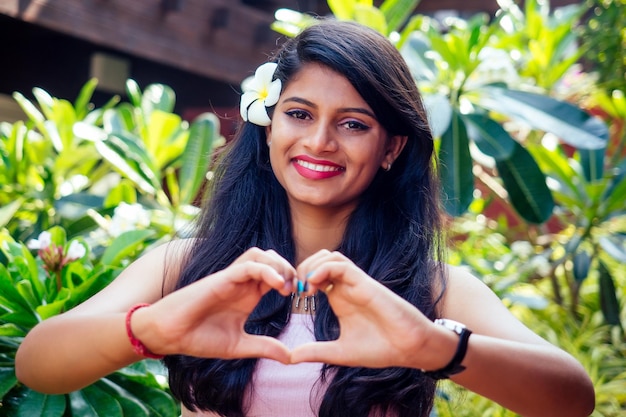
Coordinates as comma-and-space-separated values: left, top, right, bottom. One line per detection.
16, 20, 594, 417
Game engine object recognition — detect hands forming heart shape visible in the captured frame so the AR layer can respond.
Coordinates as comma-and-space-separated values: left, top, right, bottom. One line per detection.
146, 247, 438, 371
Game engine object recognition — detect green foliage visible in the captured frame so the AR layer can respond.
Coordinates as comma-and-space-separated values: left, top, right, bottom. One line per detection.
0, 80, 117, 243
0, 79, 221, 255
494, 0, 588, 90
0, 78, 221, 415
0, 229, 179, 416
580, 0, 626, 94
528, 138, 626, 325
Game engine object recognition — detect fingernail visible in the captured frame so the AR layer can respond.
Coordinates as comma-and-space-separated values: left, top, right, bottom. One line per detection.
306, 271, 315, 279
297, 280, 305, 296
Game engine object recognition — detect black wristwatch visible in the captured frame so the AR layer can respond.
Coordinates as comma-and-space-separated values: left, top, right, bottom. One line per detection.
422, 318, 472, 380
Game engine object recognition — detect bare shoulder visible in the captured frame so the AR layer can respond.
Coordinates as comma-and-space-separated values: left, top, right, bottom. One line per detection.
67, 239, 194, 315
440, 264, 548, 345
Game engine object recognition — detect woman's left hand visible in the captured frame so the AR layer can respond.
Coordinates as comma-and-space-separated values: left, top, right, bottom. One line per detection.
290, 250, 441, 369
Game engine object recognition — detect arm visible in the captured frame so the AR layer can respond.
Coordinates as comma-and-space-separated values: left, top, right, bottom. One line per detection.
439, 265, 595, 417
15, 243, 173, 393
15, 244, 294, 394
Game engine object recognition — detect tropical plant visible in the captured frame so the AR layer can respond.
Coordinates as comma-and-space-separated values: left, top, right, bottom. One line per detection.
0, 79, 118, 243
73, 80, 221, 243
0, 79, 222, 262
0, 227, 179, 417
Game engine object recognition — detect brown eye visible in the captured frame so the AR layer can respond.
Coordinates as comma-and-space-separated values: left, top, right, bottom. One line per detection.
286, 110, 310, 120
341, 120, 369, 131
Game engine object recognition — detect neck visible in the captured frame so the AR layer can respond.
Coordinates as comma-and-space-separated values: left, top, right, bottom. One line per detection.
290, 202, 353, 264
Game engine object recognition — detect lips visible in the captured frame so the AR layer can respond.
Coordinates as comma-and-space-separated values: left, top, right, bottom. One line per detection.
292, 156, 344, 179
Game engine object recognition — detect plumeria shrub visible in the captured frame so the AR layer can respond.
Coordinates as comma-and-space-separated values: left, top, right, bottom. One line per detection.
0, 227, 179, 417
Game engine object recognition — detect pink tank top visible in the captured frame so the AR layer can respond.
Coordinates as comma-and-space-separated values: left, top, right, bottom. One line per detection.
184, 313, 328, 417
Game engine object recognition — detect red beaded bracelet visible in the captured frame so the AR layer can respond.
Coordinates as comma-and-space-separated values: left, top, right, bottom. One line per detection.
125, 303, 165, 359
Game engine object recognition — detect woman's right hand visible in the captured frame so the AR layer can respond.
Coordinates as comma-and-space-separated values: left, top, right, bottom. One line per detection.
130, 247, 295, 363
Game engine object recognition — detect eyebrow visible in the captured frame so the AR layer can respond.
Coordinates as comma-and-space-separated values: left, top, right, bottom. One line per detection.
283, 96, 377, 119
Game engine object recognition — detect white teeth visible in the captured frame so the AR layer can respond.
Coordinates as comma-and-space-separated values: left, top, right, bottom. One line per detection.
296, 160, 342, 172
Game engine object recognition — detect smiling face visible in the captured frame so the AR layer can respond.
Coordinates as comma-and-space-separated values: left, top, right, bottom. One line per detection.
266, 63, 406, 214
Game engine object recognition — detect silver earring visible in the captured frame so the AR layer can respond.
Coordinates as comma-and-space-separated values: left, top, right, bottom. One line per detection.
385, 162, 392, 171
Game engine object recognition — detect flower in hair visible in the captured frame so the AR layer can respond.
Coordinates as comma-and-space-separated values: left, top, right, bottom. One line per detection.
240, 62, 282, 127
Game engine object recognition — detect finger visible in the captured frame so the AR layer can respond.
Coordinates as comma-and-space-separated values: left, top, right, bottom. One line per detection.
213, 261, 290, 298
296, 249, 344, 277
303, 260, 355, 291
234, 334, 292, 364
290, 340, 348, 365
234, 248, 296, 294
296, 250, 346, 294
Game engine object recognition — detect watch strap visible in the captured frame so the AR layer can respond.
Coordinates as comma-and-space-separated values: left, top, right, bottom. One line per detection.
423, 323, 472, 380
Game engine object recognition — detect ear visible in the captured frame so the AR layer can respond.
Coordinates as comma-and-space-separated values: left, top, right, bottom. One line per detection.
265, 125, 272, 146
381, 135, 407, 169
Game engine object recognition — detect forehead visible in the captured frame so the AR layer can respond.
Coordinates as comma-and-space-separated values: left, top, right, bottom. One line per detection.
280, 63, 370, 109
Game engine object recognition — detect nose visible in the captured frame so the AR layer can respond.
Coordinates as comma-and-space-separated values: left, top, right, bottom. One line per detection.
304, 121, 337, 154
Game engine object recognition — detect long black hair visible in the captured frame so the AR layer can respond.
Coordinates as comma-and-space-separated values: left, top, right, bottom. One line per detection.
165, 19, 446, 417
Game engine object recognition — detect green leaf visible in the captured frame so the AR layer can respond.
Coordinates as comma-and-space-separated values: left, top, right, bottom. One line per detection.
580, 147, 605, 183
0, 265, 35, 316
32, 88, 55, 121
109, 376, 179, 417
103, 105, 135, 135
125, 79, 143, 108
438, 111, 474, 216
69, 384, 123, 417
0, 198, 23, 228
354, 5, 387, 34
100, 230, 156, 267
141, 84, 176, 119
97, 379, 151, 416
12, 92, 45, 125
147, 110, 184, 167
0, 367, 18, 398
423, 94, 452, 138
602, 172, 626, 215
572, 250, 591, 282
95, 140, 156, 195
74, 78, 99, 120
36, 291, 71, 320
529, 143, 585, 203
65, 267, 116, 311
478, 87, 608, 150
16, 280, 39, 311
0, 323, 26, 337
328, 0, 355, 20
103, 180, 138, 208
598, 236, 626, 263
598, 261, 621, 326
178, 113, 219, 206
380, 0, 421, 33
15, 389, 66, 417
495, 142, 554, 224
463, 113, 516, 160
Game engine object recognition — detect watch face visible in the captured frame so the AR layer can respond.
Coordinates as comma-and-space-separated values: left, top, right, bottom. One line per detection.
435, 318, 467, 335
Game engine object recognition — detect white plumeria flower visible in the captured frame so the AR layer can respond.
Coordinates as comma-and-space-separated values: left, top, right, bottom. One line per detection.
66, 240, 86, 261
27, 231, 52, 250
240, 62, 282, 127
109, 203, 151, 237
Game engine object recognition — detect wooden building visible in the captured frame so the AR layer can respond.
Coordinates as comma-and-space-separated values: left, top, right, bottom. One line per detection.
0, 0, 579, 131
